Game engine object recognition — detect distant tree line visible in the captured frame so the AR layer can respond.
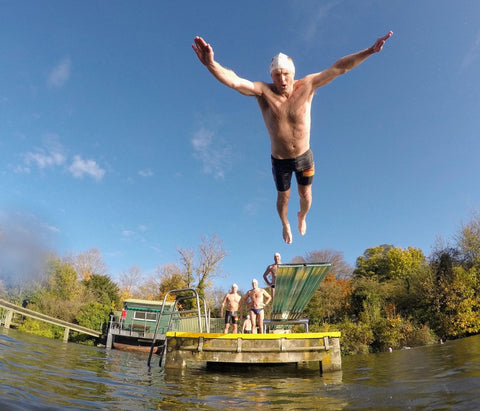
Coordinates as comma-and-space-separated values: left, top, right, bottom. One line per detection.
2, 215, 480, 354
296, 213, 480, 354
0, 235, 225, 344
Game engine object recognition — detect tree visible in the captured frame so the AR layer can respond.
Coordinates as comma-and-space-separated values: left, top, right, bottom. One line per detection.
137, 263, 187, 302
118, 265, 144, 300
66, 248, 109, 281
29, 257, 90, 323
456, 213, 480, 269
428, 247, 480, 338
353, 245, 426, 289
76, 302, 111, 332
304, 273, 352, 324
291, 249, 354, 278
176, 234, 226, 297
353, 244, 394, 281
83, 274, 120, 309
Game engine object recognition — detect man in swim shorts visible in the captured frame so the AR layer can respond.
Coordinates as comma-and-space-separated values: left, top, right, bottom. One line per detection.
243, 279, 271, 334
263, 252, 281, 298
221, 283, 242, 334
192, 31, 393, 243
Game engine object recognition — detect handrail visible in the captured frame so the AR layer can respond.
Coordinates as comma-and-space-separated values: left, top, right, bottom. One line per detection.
0, 298, 101, 338
147, 288, 209, 367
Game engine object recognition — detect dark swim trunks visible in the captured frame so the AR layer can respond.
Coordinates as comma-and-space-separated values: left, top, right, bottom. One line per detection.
271, 148, 315, 192
225, 310, 239, 324
250, 308, 264, 315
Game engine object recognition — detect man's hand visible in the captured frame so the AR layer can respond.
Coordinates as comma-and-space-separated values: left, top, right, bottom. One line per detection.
192, 36, 214, 66
371, 31, 393, 53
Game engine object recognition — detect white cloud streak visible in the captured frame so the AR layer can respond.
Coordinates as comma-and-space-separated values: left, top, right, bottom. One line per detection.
68, 155, 106, 181
191, 126, 232, 179
461, 30, 480, 69
291, 0, 340, 44
138, 168, 154, 177
23, 150, 66, 169
48, 58, 71, 88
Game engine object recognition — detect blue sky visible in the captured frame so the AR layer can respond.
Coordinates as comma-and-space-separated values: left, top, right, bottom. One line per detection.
1, 1, 480, 293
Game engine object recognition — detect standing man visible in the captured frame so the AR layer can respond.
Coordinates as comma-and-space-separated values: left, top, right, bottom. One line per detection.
243, 279, 272, 334
192, 32, 393, 244
263, 252, 281, 298
220, 283, 242, 334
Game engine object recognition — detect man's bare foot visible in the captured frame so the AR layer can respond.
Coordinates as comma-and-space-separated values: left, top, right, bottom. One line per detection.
282, 223, 292, 244
297, 212, 307, 236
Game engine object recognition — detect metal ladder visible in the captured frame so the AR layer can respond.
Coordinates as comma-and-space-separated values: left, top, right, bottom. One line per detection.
147, 288, 209, 367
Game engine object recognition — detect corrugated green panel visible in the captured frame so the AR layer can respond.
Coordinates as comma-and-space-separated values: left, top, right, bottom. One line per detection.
271, 263, 331, 320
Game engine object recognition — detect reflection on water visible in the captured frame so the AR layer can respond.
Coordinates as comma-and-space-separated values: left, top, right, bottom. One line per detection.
1, 327, 480, 409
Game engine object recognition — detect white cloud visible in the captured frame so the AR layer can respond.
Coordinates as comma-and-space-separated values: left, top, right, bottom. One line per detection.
48, 58, 71, 88
68, 155, 106, 181
291, 0, 340, 44
24, 150, 66, 169
461, 31, 480, 69
138, 168, 154, 177
191, 126, 232, 179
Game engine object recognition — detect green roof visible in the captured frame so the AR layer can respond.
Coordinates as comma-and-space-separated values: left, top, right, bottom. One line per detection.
271, 263, 331, 320
123, 298, 175, 312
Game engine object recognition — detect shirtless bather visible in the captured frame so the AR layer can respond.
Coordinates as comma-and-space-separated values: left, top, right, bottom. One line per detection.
263, 252, 281, 298
192, 31, 393, 243
221, 283, 242, 334
243, 279, 271, 334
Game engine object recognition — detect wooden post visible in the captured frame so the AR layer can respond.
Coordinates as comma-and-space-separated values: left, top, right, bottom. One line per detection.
63, 327, 70, 343
4, 309, 13, 329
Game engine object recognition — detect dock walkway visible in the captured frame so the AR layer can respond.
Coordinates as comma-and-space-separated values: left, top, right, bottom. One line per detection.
0, 298, 101, 342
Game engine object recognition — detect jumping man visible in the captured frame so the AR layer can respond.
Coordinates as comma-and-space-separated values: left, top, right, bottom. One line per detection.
192, 31, 393, 243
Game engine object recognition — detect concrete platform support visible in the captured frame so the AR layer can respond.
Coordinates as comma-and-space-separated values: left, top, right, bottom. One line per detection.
164, 332, 342, 373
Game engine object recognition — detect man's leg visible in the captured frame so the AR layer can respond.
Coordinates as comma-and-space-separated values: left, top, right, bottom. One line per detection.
257, 310, 265, 334
250, 310, 257, 334
297, 184, 312, 236
276, 189, 292, 244
224, 322, 229, 333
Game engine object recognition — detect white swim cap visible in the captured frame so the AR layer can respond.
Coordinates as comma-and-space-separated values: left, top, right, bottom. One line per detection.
270, 53, 295, 75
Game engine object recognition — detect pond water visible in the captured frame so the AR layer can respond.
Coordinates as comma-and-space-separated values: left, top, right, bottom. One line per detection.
1, 328, 480, 409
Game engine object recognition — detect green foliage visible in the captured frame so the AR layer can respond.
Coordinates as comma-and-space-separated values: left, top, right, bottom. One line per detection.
83, 274, 120, 310
456, 214, 480, 268
75, 302, 111, 332
304, 274, 351, 325
18, 318, 64, 340
47, 258, 82, 301
337, 318, 374, 355
353, 245, 426, 282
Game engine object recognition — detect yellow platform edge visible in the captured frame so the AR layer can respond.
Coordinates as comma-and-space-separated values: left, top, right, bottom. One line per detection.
166, 331, 341, 339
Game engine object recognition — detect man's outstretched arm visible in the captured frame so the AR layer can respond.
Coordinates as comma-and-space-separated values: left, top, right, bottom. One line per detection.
311, 31, 393, 89
192, 36, 263, 96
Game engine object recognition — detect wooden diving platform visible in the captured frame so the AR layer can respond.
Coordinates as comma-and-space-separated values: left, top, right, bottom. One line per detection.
163, 331, 341, 373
